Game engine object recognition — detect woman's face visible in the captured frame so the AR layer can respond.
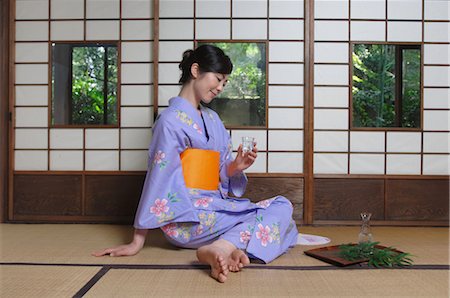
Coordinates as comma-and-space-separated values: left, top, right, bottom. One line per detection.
194, 71, 229, 104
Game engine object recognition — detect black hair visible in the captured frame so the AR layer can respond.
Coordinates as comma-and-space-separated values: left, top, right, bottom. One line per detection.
178, 45, 233, 84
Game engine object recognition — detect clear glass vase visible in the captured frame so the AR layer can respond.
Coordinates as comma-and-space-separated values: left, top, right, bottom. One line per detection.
358, 212, 373, 243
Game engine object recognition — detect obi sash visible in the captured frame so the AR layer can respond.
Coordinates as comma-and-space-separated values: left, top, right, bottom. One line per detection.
180, 149, 220, 190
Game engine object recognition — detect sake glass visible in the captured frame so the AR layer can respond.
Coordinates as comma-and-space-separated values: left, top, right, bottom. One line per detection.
242, 137, 255, 153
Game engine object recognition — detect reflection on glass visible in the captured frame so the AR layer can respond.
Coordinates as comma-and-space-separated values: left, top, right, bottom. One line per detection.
199, 42, 267, 127
352, 44, 421, 128
52, 43, 118, 125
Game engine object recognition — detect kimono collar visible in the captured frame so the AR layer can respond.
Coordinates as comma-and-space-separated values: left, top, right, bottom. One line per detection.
169, 96, 203, 120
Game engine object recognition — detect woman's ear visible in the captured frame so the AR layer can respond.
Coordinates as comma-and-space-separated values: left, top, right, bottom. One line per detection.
190, 63, 200, 79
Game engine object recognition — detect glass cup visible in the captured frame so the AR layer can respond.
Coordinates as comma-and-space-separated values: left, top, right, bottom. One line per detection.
242, 137, 255, 153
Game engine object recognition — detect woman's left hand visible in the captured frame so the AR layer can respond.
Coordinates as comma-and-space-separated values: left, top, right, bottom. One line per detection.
227, 143, 258, 177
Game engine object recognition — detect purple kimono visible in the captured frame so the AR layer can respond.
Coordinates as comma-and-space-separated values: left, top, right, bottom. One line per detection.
134, 96, 298, 263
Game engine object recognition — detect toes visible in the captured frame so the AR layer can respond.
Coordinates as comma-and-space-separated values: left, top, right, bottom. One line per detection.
218, 273, 227, 283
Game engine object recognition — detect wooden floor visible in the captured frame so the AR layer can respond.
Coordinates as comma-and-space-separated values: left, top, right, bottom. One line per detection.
1, 224, 449, 297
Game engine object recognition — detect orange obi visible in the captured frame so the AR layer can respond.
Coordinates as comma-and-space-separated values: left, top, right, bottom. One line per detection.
180, 149, 220, 190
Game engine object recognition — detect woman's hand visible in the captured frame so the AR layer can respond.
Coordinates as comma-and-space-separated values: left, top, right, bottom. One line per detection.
227, 143, 258, 177
92, 229, 147, 257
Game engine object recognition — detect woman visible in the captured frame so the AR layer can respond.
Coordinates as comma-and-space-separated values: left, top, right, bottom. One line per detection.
93, 45, 299, 283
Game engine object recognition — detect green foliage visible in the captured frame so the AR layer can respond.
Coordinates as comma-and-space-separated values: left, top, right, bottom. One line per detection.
338, 242, 414, 268
71, 45, 118, 125
352, 44, 420, 128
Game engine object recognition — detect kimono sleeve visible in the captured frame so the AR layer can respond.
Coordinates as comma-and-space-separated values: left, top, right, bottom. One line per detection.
133, 117, 199, 229
218, 125, 248, 198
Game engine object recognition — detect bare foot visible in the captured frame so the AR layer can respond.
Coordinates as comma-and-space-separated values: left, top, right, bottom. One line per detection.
197, 244, 230, 283
228, 249, 250, 272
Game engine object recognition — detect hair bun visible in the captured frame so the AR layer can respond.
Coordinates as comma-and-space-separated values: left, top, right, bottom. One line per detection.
179, 49, 194, 70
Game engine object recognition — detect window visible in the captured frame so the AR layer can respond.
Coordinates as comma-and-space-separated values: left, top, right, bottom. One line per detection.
198, 42, 267, 127
51, 43, 118, 126
352, 44, 421, 128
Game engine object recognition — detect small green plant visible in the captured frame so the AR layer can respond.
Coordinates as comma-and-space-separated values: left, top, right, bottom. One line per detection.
338, 241, 414, 268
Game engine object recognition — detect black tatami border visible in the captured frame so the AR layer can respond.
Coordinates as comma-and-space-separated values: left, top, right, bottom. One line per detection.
1, 262, 449, 298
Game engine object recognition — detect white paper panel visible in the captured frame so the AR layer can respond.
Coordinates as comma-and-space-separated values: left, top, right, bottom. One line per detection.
50, 150, 83, 171
159, 20, 193, 40
158, 86, 182, 106
269, 20, 304, 40
86, 21, 120, 40
50, 129, 83, 149
351, 21, 385, 41
350, 132, 385, 152
424, 44, 450, 65
314, 87, 348, 108
350, 154, 385, 174
122, 0, 152, 19
314, 64, 349, 85
159, 41, 194, 62
387, 22, 422, 42
15, 129, 48, 149
314, 153, 348, 174
121, 107, 153, 127
269, 0, 303, 18
351, 0, 385, 19
51, 21, 84, 41
196, 0, 230, 18
423, 132, 450, 153
245, 152, 266, 173
121, 42, 152, 62
268, 153, 303, 173
314, 131, 348, 152
15, 107, 48, 127
160, 0, 194, 17
121, 85, 152, 106
120, 150, 148, 171
315, 43, 348, 63
121, 63, 152, 84
269, 42, 303, 63
158, 63, 180, 85
314, 109, 348, 129
233, 0, 267, 17
15, 86, 48, 106
15, 43, 48, 63
121, 20, 152, 40
424, 22, 450, 42
51, 0, 84, 19
423, 88, 450, 109
386, 132, 422, 153
424, 110, 450, 131
424, 0, 450, 21
388, 0, 422, 20
196, 20, 231, 40
16, 0, 49, 19
269, 64, 303, 84
386, 154, 421, 175
121, 128, 152, 149
424, 66, 450, 87
15, 150, 48, 171
315, 21, 349, 41
15, 64, 48, 84
85, 129, 119, 149
268, 108, 303, 129
233, 20, 267, 40
85, 150, 119, 171
16, 21, 48, 41
86, 0, 119, 19
268, 86, 304, 107
231, 130, 267, 151
315, 0, 349, 19
423, 154, 450, 175
268, 130, 303, 151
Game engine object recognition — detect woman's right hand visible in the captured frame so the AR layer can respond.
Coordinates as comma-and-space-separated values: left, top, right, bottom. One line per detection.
92, 228, 148, 257
92, 242, 143, 257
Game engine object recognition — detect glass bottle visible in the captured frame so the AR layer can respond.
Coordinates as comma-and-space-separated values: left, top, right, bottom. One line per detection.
358, 212, 373, 243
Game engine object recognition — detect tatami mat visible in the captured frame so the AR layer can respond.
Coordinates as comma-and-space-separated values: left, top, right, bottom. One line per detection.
85, 269, 449, 297
0, 265, 101, 298
0, 224, 448, 265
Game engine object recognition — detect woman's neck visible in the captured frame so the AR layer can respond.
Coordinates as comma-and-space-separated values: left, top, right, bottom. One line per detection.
179, 84, 201, 110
